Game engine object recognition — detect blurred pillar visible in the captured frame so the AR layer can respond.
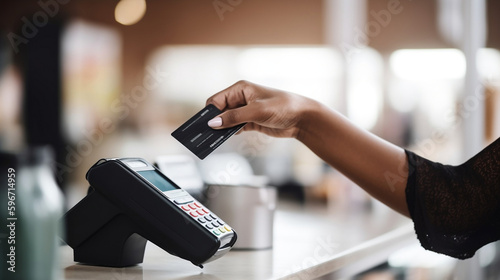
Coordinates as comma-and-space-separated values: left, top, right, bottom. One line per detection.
461, 0, 486, 160
323, 0, 367, 114
18, 19, 66, 189
455, 1, 486, 279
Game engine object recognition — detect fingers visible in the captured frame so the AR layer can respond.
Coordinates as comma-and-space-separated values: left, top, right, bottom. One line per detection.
236, 123, 256, 135
208, 102, 266, 129
206, 80, 253, 110
206, 80, 259, 129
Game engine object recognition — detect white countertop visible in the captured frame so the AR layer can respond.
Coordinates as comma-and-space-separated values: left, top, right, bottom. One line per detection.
60, 200, 417, 280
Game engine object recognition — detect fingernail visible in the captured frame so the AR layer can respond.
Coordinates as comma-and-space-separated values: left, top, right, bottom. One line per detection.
208, 117, 222, 128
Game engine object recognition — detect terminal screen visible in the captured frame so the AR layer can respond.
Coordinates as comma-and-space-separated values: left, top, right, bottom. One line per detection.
138, 170, 179, 192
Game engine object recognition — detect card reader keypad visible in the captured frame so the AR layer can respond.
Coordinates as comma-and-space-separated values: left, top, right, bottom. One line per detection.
182, 201, 231, 236
165, 190, 232, 237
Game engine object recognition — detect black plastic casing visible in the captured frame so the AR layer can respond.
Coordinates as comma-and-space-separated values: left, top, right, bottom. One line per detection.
62, 158, 237, 267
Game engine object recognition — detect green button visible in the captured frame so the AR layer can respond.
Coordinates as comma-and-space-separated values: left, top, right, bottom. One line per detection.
213, 229, 221, 236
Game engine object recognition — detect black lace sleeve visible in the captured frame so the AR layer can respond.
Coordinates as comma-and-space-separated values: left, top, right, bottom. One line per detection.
405, 138, 500, 259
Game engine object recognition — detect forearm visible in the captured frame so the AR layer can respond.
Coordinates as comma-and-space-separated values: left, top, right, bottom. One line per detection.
297, 101, 410, 216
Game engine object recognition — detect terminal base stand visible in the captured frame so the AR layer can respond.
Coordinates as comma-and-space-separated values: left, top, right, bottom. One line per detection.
63, 188, 147, 267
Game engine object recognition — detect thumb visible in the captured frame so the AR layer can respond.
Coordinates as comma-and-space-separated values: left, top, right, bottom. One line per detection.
207, 105, 259, 129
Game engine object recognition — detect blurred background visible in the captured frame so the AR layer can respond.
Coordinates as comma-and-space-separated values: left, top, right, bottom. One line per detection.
0, 0, 499, 279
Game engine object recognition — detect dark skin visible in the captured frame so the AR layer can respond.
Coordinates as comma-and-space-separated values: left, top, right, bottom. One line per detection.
207, 80, 410, 217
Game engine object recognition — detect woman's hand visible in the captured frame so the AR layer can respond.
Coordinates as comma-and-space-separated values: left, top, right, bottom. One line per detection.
207, 80, 410, 217
206, 80, 318, 139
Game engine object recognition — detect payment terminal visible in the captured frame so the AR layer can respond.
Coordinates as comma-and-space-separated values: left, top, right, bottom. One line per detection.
62, 158, 237, 268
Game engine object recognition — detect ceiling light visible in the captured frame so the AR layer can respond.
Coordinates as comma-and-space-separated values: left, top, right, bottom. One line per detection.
115, 0, 147, 26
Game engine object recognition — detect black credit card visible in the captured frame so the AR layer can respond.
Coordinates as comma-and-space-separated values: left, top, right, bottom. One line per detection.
171, 104, 246, 160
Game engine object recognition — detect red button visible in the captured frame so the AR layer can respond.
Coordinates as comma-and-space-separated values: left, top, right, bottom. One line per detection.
181, 205, 190, 211
194, 202, 201, 208
202, 209, 209, 214
196, 210, 205, 215
188, 203, 197, 210
189, 212, 198, 217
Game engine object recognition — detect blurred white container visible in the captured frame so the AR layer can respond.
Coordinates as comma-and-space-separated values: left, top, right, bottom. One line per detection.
200, 153, 276, 250
205, 184, 276, 250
